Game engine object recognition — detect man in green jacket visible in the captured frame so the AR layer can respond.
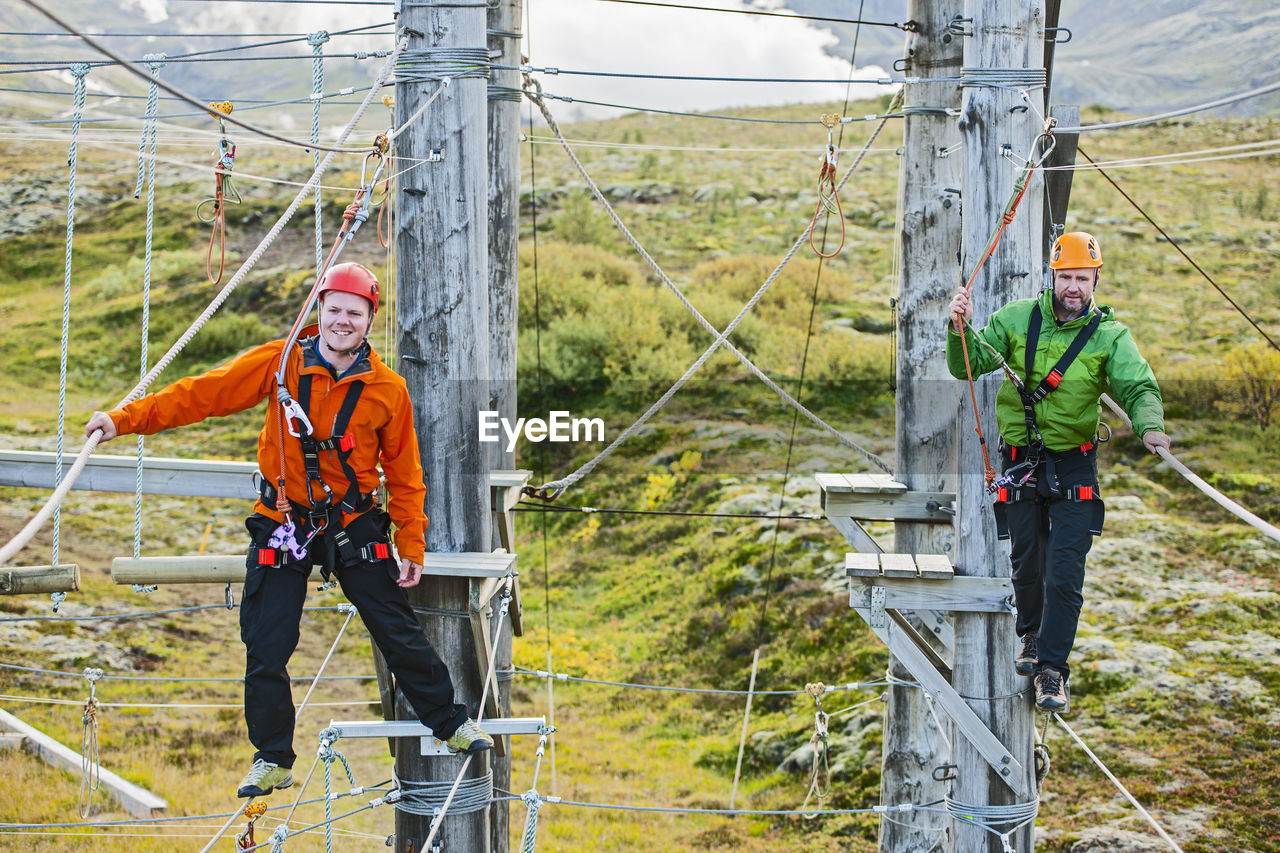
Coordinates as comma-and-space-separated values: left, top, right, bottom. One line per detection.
946, 231, 1171, 713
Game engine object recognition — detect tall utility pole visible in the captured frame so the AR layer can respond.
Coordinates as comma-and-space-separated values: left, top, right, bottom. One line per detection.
485, 0, 523, 847
884, 1, 963, 850
394, 0, 493, 848
952, 0, 1043, 849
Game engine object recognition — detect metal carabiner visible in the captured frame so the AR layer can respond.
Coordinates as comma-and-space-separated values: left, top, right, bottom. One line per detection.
280, 394, 313, 438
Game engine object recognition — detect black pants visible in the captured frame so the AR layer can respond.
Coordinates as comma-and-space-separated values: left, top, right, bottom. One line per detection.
1000, 446, 1104, 681
240, 512, 467, 768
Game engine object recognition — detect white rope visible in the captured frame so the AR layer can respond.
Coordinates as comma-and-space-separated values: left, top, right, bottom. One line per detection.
0, 37, 408, 568
527, 85, 893, 497
728, 646, 759, 810
1053, 713, 1185, 853
1100, 395, 1280, 544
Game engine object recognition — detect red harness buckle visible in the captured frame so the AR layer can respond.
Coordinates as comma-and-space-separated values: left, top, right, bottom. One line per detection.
257, 548, 277, 566
1046, 369, 1063, 388
338, 433, 355, 452
372, 542, 390, 560
1076, 485, 1094, 501
997, 487, 1009, 502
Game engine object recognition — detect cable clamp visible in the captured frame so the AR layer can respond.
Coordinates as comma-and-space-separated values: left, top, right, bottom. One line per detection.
309, 92, 324, 101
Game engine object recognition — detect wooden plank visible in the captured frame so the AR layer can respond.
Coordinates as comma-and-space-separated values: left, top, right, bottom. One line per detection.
111, 552, 516, 584
824, 490, 955, 522
0, 707, 168, 818
845, 552, 881, 578
827, 515, 883, 554
915, 554, 956, 580
0, 565, 79, 595
815, 472, 854, 494
851, 577, 1013, 613
880, 554, 919, 579
846, 473, 909, 495
488, 469, 532, 490
0, 449, 257, 499
849, 613, 1024, 794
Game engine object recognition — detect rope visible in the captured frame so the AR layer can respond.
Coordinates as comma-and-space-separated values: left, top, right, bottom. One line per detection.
77, 667, 104, 818
0, 36, 408, 568
952, 118, 1058, 487
308, 30, 329, 281
1052, 714, 1185, 852
52, 62, 89, 570
519, 727, 555, 853
1100, 395, 1280, 544
1077, 147, 1278, 353
525, 84, 891, 499
317, 726, 357, 853
799, 683, 831, 818
728, 647, 760, 809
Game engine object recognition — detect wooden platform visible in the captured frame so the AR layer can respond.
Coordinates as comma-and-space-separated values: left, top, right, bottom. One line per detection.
845, 553, 956, 580
327, 715, 545, 756
817, 472, 954, 523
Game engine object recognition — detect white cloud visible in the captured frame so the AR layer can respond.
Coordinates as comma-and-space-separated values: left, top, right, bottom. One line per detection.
525, 0, 889, 119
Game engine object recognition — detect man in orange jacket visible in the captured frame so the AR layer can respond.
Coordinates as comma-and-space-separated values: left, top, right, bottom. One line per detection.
87, 262, 492, 798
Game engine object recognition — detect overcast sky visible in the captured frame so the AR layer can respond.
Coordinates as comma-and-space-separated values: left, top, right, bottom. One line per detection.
124, 0, 889, 120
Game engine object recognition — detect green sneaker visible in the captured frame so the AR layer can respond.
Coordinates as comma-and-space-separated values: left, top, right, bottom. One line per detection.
444, 719, 493, 755
237, 759, 294, 798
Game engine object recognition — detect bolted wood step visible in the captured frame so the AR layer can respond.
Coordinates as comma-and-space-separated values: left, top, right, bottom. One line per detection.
845, 552, 955, 580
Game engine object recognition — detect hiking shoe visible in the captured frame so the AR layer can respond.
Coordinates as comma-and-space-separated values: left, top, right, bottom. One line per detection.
1034, 667, 1070, 714
444, 719, 494, 755
237, 759, 294, 798
1015, 633, 1038, 677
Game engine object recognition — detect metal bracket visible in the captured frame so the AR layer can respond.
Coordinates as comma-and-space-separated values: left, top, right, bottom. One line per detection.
1045, 26, 1072, 43
870, 585, 887, 628
427, 147, 445, 162
946, 15, 973, 37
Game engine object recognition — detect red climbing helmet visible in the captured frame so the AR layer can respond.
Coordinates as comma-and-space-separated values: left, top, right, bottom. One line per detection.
317, 262, 380, 313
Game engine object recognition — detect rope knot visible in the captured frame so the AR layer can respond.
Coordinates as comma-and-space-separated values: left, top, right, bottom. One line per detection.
143, 53, 167, 72
308, 30, 331, 46
521, 789, 543, 812
69, 63, 91, 79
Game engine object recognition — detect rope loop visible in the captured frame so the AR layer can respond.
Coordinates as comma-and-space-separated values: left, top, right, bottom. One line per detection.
307, 29, 331, 46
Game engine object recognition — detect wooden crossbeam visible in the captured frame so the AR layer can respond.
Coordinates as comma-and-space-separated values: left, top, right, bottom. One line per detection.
0, 449, 257, 499
490, 469, 531, 554
849, 576, 1013, 613
111, 551, 517, 585
0, 564, 79, 595
816, 471, 953, 523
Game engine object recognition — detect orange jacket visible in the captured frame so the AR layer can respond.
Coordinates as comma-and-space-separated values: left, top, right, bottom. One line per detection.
109, 328, 428, 563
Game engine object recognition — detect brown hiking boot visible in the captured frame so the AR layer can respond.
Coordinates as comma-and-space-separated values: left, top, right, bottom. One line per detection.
1034, 666, 1069, 713
1015, 633, 1038, 677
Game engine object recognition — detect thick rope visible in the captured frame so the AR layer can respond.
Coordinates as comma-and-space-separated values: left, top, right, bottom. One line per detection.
317, 726, 357, 853
308, 30, 329, 280
526, 86, 892, 497
52, 62, 90, 569
728, 646, 760, 809
0, 37, 407, 568
134, 54, 166, 574
1100, 395, 1280, 544
519, 727, 554, 853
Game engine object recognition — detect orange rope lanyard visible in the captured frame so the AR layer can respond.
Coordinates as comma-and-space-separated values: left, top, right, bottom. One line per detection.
952, 120, 1057, 487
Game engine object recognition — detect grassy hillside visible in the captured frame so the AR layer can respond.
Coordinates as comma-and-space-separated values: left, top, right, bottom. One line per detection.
1, 96, 1278, 852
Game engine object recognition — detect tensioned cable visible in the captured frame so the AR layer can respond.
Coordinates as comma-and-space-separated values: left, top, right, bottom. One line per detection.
1056, 76, 1280, 133
1044, 137, 1280, 171
0, 83, 371, 105
0, 603, 354, 623
590, 0, 913, 28
535, 90, 828, 124
513, 666, 889, 697
0, 53, 396, 75
1077, 147, 1278, 352
512, 63, 894, 86
0, 661, 371, 681
515, 504, 826, 521
14, 0, 387, 154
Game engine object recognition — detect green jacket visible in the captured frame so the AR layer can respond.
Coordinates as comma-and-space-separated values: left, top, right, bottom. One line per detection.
945, 289, 1164, 451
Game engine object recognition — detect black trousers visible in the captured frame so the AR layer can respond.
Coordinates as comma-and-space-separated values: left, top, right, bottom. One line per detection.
240, 512, 467, 768
1000, 446, 1104, 681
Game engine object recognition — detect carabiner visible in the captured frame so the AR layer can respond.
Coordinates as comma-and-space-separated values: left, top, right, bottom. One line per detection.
280, 395, 314, 438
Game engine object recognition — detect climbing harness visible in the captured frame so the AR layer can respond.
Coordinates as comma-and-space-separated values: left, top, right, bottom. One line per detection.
952, 116, 1058, 487
809, 114, 846, 258
78, 667, 103, 818
800, 682, 832, 818
234, 801, 267, 850
197, 103, 240, 286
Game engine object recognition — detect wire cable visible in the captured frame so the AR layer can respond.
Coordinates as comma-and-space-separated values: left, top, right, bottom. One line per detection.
590, 0, 912, 28
513, 63, 895, 86
1057, 76, 1280, 133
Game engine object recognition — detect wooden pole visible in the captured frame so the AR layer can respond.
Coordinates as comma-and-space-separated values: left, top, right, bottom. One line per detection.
394, 0, 493, 847
952, 1, 1043, 849
486, 0, 522, 847
883, 1, 963, 849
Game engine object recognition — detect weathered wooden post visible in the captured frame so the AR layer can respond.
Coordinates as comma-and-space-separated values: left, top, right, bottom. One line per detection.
394, 0, 493, 847
486, 0, 523, 846
883, 1, 963, 849
951, 0, 1044, 848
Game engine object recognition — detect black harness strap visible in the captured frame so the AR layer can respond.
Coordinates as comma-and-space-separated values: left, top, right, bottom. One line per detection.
1020, 303, 1101, 446
296, 374, 371, 518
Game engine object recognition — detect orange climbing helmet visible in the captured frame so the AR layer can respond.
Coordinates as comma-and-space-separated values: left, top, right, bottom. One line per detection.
1049, 231, 1103, 269
318, 262, 380, 313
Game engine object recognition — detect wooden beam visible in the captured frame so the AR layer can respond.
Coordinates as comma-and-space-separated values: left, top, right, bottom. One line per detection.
0, 564, 79, 595
110, 552, 515, 585
328, 716, 544, 757
849, 577, 1013, 613
827, 515, 884, 555
849, 612, 1025, 795
0, 708, 168, 819
0, 449, 256, 499
823, 490, 955, 522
